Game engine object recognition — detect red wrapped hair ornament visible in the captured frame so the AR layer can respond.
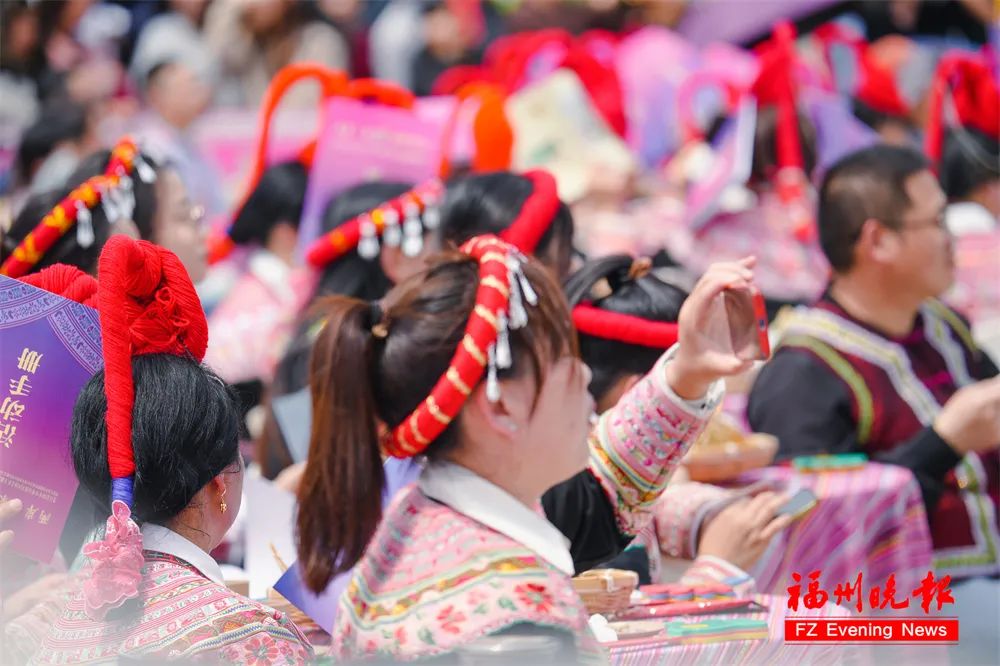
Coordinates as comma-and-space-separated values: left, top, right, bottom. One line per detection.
81, 235, 209, 620
304, 168, 560, 268
382, 235, 538, 458
1, 137, 155, 279
924, 52, 1000, 170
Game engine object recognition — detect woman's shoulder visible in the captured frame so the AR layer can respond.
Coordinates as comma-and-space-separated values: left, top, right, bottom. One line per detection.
336, 488, 588, 661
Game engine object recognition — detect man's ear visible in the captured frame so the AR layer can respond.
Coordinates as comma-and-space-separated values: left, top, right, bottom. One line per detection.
468, 378, 528, 441
857, 218, 898, 265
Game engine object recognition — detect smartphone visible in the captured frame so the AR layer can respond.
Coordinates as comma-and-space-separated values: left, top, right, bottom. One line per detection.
792, 453, 868, 473
777, 488, 818, 521
706, 286, 771, 361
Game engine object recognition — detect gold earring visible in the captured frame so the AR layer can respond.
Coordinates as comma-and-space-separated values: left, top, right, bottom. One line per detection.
220, 487, 228, 515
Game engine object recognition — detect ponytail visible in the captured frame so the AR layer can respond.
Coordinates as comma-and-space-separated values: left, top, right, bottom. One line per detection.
296, 297, 386, 593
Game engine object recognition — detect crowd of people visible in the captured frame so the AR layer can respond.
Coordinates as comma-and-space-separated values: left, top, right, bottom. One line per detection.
0, 0, 998, 664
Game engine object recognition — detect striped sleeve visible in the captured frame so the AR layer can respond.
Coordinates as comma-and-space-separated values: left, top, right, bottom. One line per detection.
588, 345, 723, 537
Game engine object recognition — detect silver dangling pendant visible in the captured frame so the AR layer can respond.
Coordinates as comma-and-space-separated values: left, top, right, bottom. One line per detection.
101, 187, 120, 224
486, 344, 501, 403
382, 207, 402, 247
117, 176, 135, 222
422, 205, 440, 229
76, 202, 95, 249
135, 155, 156, 183
358, 215, 380, 260
496, 311, 512, 369
508, 255, 538, 307
508, 271, 528, 329
403, 203, 424, 257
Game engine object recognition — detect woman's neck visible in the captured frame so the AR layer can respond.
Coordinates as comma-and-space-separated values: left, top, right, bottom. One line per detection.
444, 452, 544, 509
165, 514, 214, 554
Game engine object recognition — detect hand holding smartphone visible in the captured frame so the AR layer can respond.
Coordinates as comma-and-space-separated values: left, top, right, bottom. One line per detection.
704, 285, 771, 362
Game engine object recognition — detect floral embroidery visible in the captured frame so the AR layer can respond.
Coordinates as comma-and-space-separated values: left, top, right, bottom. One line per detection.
515, 583, 554, 613
239, 635, 280, 666
437, 605, 466, 634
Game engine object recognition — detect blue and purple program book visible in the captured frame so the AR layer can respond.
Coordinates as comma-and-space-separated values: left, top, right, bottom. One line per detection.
0, 275, 102, 562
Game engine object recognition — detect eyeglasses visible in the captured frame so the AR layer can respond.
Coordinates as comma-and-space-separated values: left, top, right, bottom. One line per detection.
889, 209, 948, 234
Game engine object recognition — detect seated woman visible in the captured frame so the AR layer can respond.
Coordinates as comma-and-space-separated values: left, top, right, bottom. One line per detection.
10, 236, 311, 663
2, 137, 208, 284
296, 235, 754, 660
564, 255, 792, 588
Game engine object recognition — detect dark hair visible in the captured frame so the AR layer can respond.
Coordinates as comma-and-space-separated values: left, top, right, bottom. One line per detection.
818, 144, 930, 272
71, 355, 240, 526
229, 161, 309, 246
259, 181, 413, 479
437, 172, 576, 279
296, 253, 575, 592
1, 149, 161, 275
564, 255, 688, 402
751, 105, 818, 184
941, 127, 999, 201
15, 102, 88, 185
851, 98, 913, 135
143, 59, 178, 95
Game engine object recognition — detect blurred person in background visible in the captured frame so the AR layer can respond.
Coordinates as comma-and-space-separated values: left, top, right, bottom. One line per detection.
129, 0, 217, 92
15, 101, 99, 196
132, 59, 222, 216
204, 0, 349, 107
0, 1, 44, 132
411, 1, 485, 97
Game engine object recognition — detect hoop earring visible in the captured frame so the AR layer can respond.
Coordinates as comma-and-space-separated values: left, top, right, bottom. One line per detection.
220, 486, 228, 515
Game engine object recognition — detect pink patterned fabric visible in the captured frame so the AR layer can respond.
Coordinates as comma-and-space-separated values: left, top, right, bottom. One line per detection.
650, 464, 934, 597
19, 552, 312, 664
743, 463, 934, 597
80, 500, 144, 621
588, 352, 720, 537
205, 251, 316, 384
607, 593, 856, 665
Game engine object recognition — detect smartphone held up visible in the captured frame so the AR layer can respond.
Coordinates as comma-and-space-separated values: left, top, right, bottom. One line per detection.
703, 285, 771, 362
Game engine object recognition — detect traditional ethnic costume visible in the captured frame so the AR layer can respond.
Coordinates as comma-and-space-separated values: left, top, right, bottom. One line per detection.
330, 236, 721, 663
13, 237, 312, 664
749, 294, 999, 579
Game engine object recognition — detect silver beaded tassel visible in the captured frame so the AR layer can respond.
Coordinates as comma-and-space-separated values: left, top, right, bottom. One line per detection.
76, 201, 95, 249
382, 207, 402, 247
401, 200, 424, 257
358, 215, 380, 260
486, 344, 501, 403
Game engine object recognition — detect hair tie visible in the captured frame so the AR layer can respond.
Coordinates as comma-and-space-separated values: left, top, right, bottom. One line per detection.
627, 257, 653, 281
368, 301, 388, 339
382, 236, 537, 458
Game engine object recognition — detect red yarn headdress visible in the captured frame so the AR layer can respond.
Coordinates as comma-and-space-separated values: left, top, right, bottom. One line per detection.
206, 63, 350, 265
572, 306, 678, 349
813, 23, 912, 119
383, 235, 538, 458
1, 137, 153, 279
19, 264, 99, 308
81, 235, 209, 620
924, 52, 1000, 169
303, 169, 560, 268
752, 22, 814, 242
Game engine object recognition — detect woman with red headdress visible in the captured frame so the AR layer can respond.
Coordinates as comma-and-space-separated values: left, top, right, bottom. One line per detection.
10, 237, 311, 663
296, 232, 756, 660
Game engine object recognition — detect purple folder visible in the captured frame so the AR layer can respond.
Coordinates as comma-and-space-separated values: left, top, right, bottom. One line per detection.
0, 275, 102, 562
273, 456, 422, 633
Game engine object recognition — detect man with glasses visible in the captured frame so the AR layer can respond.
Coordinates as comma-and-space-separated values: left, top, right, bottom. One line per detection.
748, 144, 999, 661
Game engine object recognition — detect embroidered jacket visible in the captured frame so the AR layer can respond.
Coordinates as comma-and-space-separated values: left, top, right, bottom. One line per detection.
333, 352, 720, 661
12, 551, 312, 664
749, 296, 1000, 579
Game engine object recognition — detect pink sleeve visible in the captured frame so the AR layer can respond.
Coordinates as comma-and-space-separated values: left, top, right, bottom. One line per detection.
653, 481, 736, 560
680, 555, 757, 597
588, 347, 723, 537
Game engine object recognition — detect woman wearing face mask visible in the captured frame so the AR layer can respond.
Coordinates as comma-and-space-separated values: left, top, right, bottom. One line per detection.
2, 138, 208, 283
7, 237, 311, 663
296, 235, 754, 661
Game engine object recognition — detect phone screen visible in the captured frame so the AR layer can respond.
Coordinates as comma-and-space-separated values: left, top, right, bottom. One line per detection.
777, 488, 818, 520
